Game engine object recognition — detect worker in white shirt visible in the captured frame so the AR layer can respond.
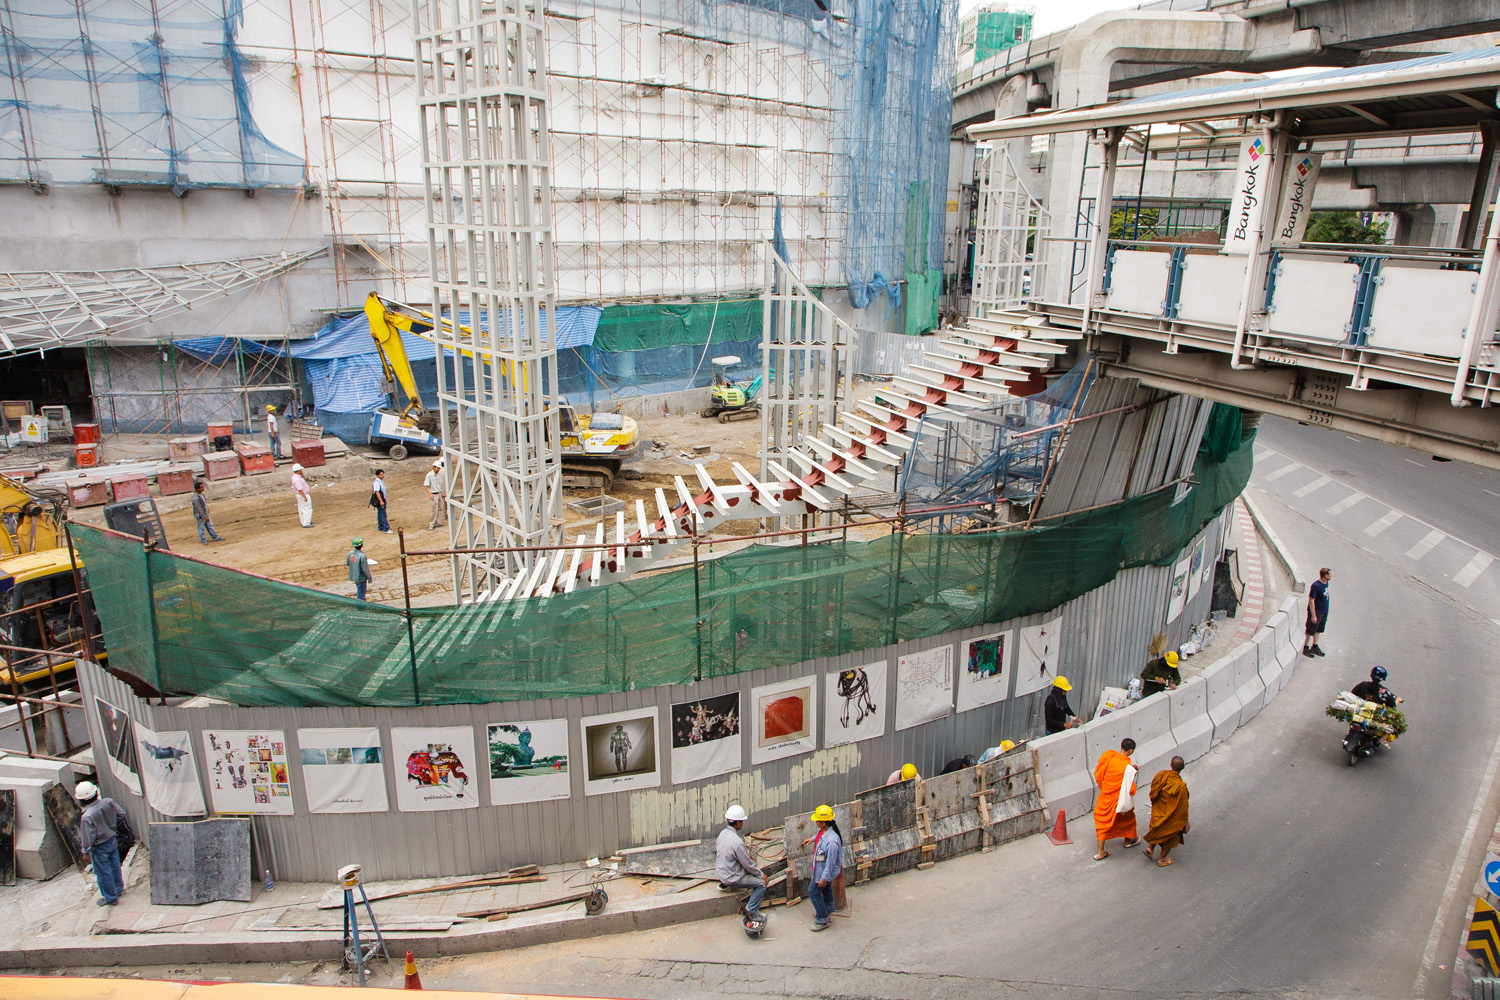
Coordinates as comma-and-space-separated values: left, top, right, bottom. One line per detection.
290, 463, 313, 527
424, 458, 446, 531
371, 469, 391, 533
265, 404, 283, 459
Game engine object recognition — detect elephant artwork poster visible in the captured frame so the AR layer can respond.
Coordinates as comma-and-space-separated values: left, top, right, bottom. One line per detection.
582, 708, 660, 796
824, 661, 886, 747
390, 727, 478, 812
669, 692, 741, 785
487, 719, 570, 805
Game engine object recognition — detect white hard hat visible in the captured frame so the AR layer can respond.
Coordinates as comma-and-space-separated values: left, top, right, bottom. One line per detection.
432, 459, 442, 467
291, 463, 303, 472
75, 780, 99, 802
725, 804, 748, 823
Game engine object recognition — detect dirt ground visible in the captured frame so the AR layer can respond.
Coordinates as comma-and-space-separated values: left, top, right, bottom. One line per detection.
66, 406, 784, 607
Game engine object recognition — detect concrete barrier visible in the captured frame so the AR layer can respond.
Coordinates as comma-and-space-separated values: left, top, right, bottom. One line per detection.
1168, 676, 1213, 763
1120, 694, 1175, 781
1256, 623, 1284, 701
1203, 654, 1243, 746
0, 753, 75, 794
1232, 643, 1266, 727
0, 776, 70, 880
1031, 728, 1094, 827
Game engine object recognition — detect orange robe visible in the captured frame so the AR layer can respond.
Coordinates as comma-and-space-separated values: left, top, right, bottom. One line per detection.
1145, 769, 1190, 849
1093, 748, 1138, 842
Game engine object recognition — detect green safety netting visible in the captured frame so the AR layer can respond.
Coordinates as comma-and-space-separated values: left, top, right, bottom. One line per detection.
72, 423, 1251, 708
590, 299, 765, 353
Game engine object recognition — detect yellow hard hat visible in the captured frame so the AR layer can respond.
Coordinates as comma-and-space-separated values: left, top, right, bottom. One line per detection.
811, 804, 835, 822
1000, 740, 1015, 752
266, 404, 276, 412
900, 763, 917, 781
1165, 651, 1179, 667
1053, 676, 1072, 691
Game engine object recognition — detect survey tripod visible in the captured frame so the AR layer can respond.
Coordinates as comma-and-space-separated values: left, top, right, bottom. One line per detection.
339, 863, 389, 984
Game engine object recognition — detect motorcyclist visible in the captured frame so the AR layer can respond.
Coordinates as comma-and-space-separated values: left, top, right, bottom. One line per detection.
1350, 666, 1401, 707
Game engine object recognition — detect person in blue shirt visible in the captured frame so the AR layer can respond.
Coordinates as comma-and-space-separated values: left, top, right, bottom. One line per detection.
805, 804, 843, 932
1303, 567, 1332, 657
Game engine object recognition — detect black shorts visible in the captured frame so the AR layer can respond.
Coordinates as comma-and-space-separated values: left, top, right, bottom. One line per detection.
1306, 610, 1328, 634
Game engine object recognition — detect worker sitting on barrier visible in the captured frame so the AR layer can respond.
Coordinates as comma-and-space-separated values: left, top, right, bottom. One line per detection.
716, 804, 765, 920
1140, 650, 1182, 696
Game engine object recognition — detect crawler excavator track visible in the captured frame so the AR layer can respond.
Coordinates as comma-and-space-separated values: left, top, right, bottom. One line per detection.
561, 460, 619, 491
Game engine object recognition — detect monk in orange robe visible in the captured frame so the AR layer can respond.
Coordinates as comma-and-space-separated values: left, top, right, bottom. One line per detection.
1144, 756, 1190, 867
1092, 737, 1139, 860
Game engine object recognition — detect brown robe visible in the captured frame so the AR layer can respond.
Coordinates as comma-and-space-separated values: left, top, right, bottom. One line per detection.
1145, 769, 1190, 850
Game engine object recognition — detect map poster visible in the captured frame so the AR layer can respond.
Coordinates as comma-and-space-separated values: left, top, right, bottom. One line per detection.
582, 708, 661, 796
750, 676, 817, 765
298, 727, 388, 814
133, 722, 205, 818
93, 698, 141, 796
956, 630, 1013, 713
670, 692, 741, 785
391, 727, 478, 812
896, 645, 955, 731
201, 729, 294, 816
1014, 616, 1064, 697
824, 661, 886, 748
487, 719, 571, 805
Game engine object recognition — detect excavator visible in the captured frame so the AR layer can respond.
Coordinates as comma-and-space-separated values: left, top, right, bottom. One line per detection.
0, 473, 103, 689
364, 293, 640, 489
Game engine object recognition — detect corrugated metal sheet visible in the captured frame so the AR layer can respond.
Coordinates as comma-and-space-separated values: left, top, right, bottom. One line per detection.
77, 508, 1236, 883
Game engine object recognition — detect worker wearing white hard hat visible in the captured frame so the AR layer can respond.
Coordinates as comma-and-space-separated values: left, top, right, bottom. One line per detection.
424, 458, 447, 531
290, 462, 313, 528
76, 780, 128, 906
715, 803, 765, 921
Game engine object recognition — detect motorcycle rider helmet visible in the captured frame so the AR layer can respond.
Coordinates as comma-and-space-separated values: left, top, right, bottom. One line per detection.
1371, 665, 1388, 683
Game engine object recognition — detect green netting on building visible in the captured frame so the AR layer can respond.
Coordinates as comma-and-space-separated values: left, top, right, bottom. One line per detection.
591, 299, 765, 353
72, 426, 1251, 708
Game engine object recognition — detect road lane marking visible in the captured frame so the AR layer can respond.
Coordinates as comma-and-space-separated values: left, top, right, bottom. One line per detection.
1404, 458, 1424, 467
1293, 475, 1331, 498
1264, 462, 1301, 482
1485, 489, 1500, 500
1326, 493, 1362, 516
1365, 510, 1401, 537
1455, 552, 1495, 588
1406, 528, 1446, 561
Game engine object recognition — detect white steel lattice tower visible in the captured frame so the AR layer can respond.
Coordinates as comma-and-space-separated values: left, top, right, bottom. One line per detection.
413, 0, 563, 601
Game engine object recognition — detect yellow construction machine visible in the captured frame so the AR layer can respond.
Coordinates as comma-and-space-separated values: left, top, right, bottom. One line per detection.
0, 474, 102, 688
364, 293, 639, 488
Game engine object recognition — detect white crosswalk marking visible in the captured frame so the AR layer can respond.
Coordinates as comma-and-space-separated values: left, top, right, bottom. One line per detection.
1406, 528, 1446, 561
1264, 463, 1301, 482
1455, 552, 1495, 588
1326, 493, 1362, 516
1365, 510, 1401, 537
1293, 475, 1331, 498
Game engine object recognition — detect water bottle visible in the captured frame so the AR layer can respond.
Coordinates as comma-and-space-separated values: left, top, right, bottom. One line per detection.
264, 868, 274, 893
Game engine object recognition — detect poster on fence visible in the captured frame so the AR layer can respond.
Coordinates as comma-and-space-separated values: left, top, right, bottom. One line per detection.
1013, 616, 1064, 697
487, 720, 571, 805
583, 708, 661, 796
1187, 537, 1207, 602
391, 727, 478, 812
94, 698, 141, 796
670, 693, 741, 785
201, 730, 294, 815
896, 646, 954, 731
956, 631, 1012, 713
1167, 554, 1191, 623
750, 676, 817, 765
824, 661, 886, 747
133, 723, 205, 818
298, 728, 387, 814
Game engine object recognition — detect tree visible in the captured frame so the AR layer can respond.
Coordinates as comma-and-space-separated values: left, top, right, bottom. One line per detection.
1109, 207, 1160, 241
1304, 211, 1388, 246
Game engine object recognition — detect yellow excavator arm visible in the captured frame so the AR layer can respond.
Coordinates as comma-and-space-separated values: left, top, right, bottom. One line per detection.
0, 473, 62, 558
364, 294, 443, 435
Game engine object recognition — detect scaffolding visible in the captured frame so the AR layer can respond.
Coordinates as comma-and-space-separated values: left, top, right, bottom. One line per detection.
414, 0, 564, 601
971, 146, 1048, 319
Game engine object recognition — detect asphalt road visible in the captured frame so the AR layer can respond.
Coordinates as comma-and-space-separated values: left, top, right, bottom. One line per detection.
148, 418, 1500, 998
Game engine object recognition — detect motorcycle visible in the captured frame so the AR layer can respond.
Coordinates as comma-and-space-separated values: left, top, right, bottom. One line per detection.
1328, 687, 1403, 767
1342, 719, 1391, 766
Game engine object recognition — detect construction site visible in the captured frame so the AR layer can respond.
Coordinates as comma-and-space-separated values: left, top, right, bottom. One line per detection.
3, 0, 1498, 987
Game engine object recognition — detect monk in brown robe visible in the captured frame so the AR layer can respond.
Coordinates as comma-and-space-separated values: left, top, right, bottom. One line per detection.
1144, 756, 1190, 867
1092, 738, 1139, 861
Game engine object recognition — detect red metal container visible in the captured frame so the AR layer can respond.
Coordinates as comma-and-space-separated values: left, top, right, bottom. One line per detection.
66, 477, 109, 507
108, 472, 150, 502
73, 423, 100, 445
235, 442, 273, 475
206, 422, 234, 448
156, 466, 195, 496
201, 451, 240, 481
291, 439, 326, 468
168, 435, 209, 464
73, 443, 99, 468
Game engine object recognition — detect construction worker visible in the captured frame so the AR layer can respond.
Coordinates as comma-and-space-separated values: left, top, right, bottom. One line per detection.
715, 804, 765, 921
191, 480, 222, 544
805, 804, 843, 932
347, 537, 373, 601
265, 404, 282, 459
371, 469, 391, 534
885, 762, 919, 785
290, 463, 313, 528
1044, 676, 1080, 735
76, 781, 127, 906
424, 458, 446, 531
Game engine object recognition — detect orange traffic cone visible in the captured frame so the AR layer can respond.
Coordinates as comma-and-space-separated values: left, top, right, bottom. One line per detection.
1046, 808, 1073, 846
403, 950, 422, 990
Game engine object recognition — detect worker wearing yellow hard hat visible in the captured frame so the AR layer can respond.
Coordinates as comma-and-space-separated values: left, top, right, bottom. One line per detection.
1044, 675, 1080, 734
885, 761, 921, 785
1142, 647, 1183, 696
806, 804, 842, 932
264, 401, 283, 458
